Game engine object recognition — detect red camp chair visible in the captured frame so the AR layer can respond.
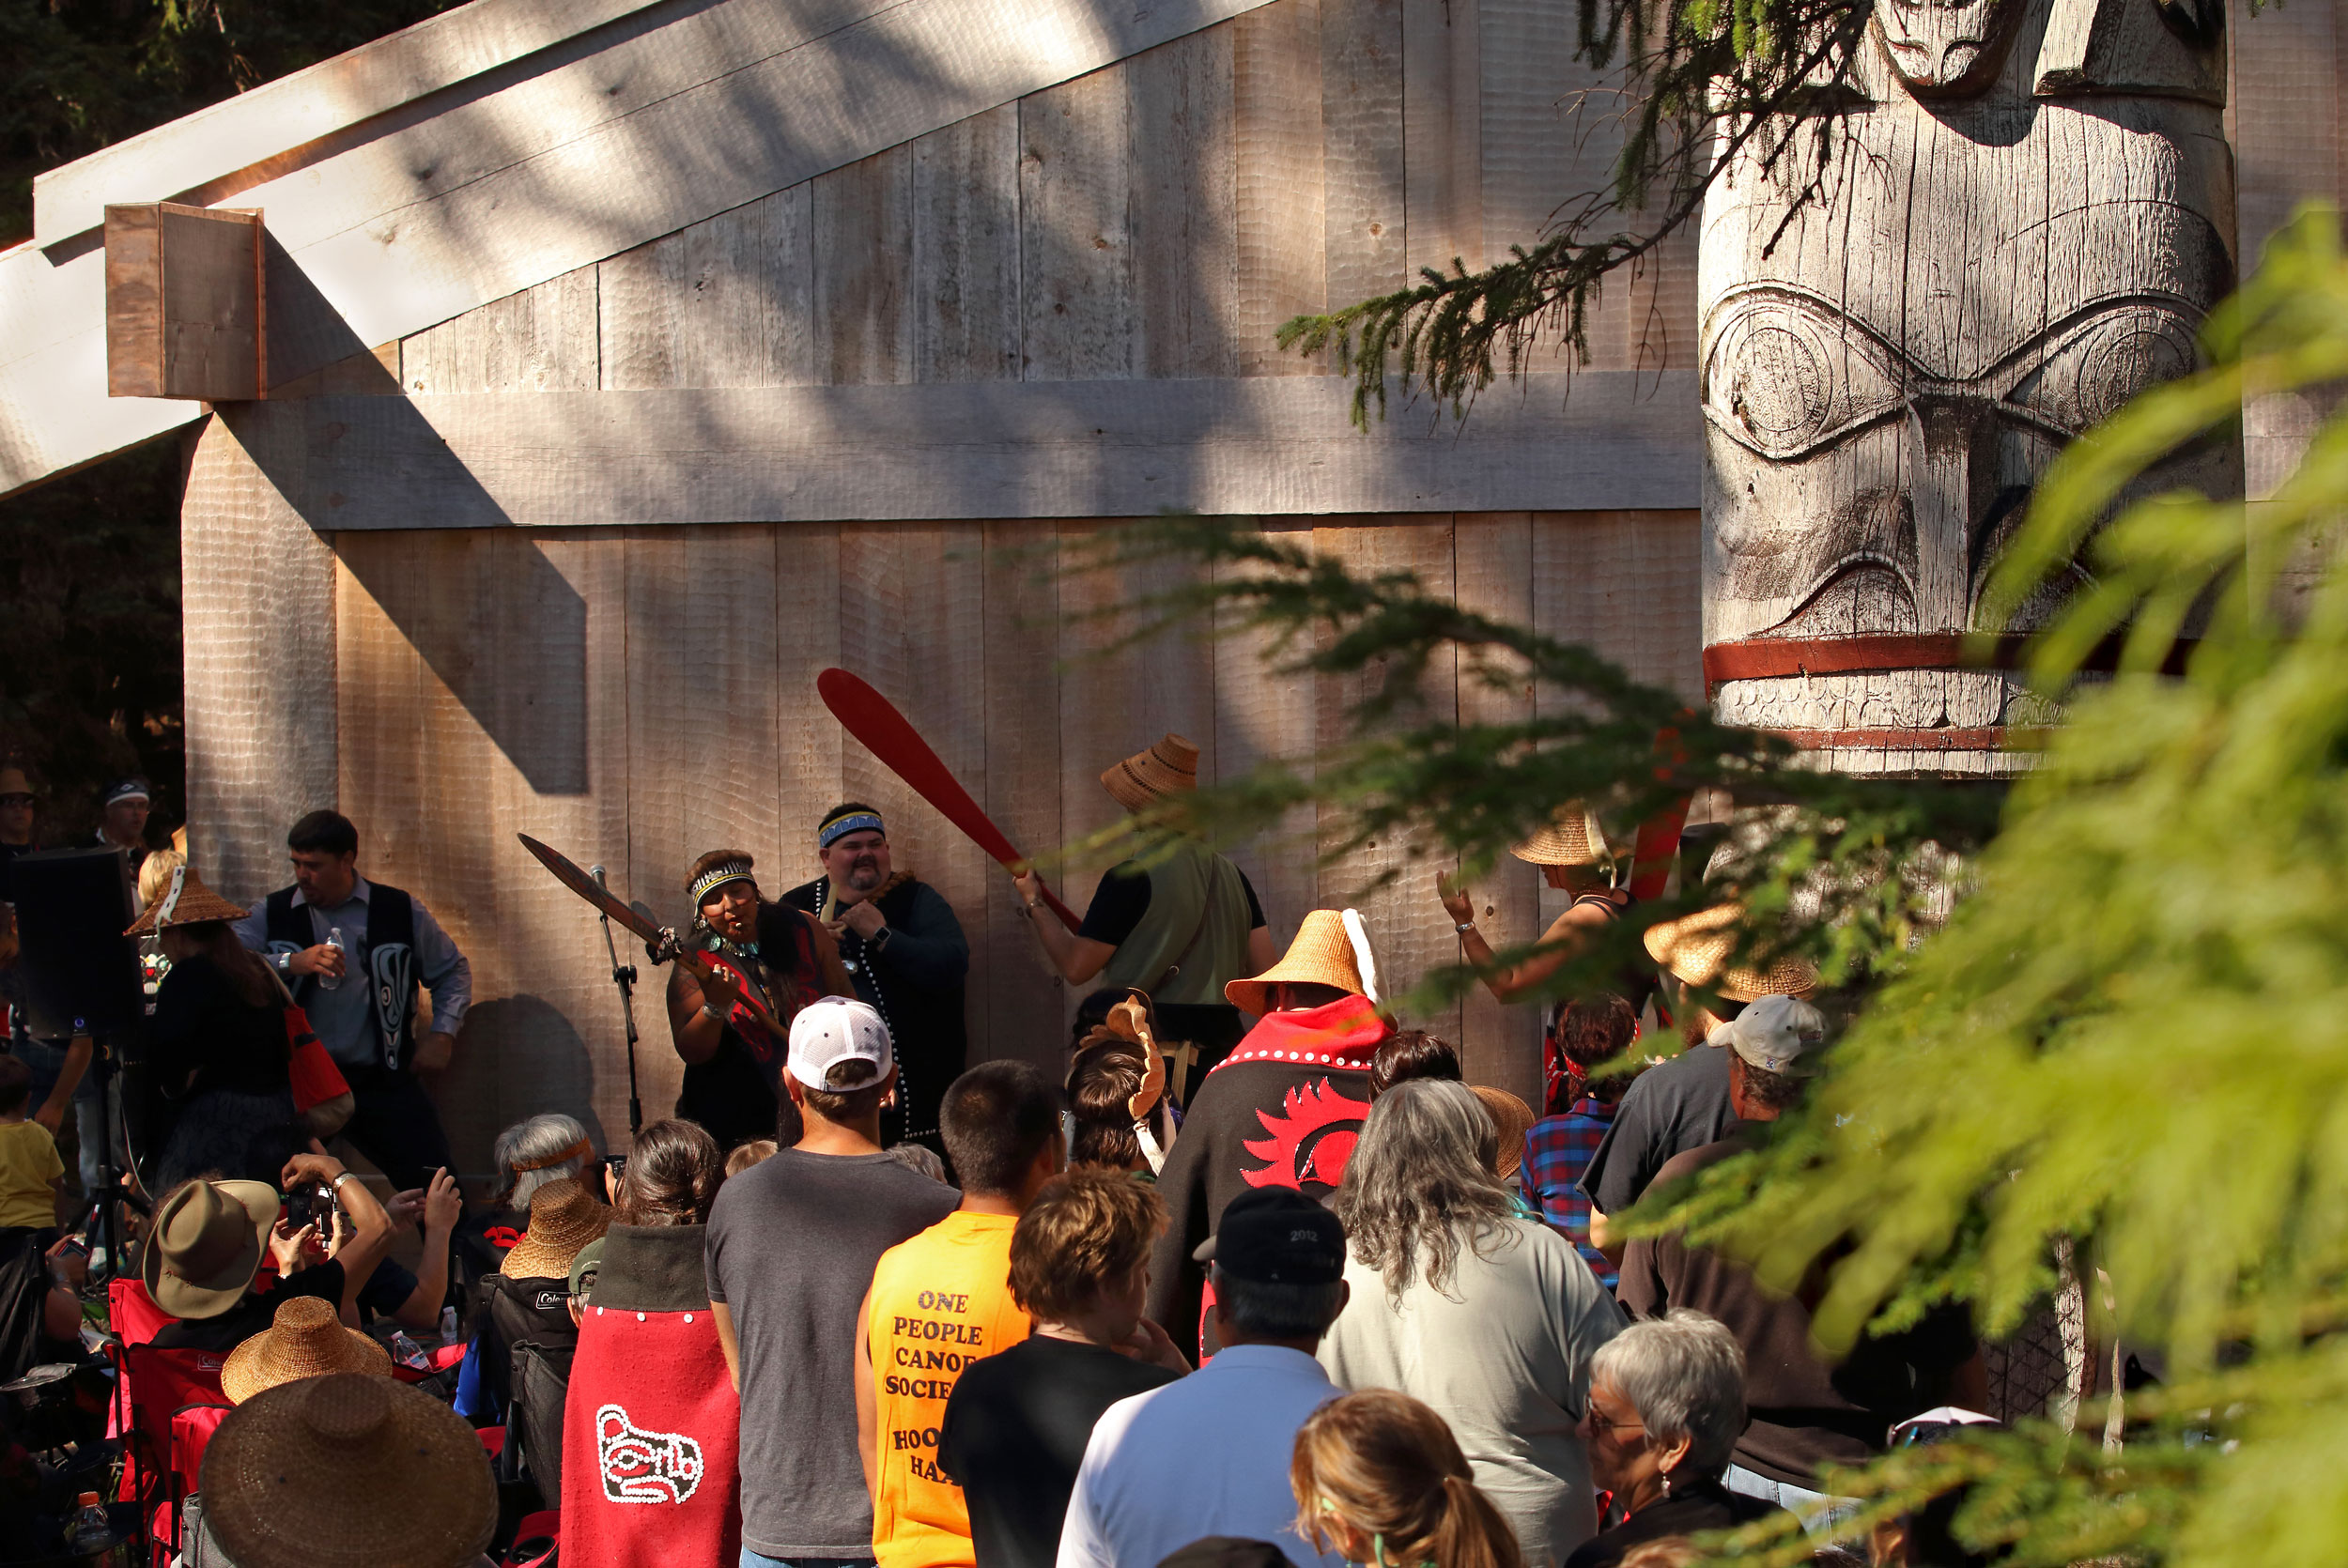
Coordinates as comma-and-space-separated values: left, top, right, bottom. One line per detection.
115, 1340, 228, 1562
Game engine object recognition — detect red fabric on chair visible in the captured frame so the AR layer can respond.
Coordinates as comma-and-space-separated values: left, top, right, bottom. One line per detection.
170, 1403, 233, 1495
108, 1277, 174, 1347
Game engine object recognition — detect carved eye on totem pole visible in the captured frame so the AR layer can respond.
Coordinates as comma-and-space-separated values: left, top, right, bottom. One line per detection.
1695, 0, 2239, 772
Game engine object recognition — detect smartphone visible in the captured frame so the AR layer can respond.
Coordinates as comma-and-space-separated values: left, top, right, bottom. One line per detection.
286, 1181, 330, 1232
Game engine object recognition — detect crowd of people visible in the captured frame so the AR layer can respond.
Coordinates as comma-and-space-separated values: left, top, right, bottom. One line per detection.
0, 738, 2003, 1568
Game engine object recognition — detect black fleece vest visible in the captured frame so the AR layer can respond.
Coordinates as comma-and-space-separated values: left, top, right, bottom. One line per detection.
263, 883, 419, 1071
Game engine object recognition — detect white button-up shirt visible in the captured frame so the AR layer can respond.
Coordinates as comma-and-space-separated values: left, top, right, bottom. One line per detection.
1058, 1344, 1345, 1568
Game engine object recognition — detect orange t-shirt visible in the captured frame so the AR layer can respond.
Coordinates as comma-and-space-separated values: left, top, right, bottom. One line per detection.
867, 1210, 1030, 1568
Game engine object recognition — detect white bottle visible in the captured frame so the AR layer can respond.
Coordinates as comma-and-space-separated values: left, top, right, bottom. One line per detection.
440, 1304, 458, 1346
320, 923, 347, 991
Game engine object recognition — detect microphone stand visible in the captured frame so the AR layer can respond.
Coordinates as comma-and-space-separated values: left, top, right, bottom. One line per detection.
590, 866, 644, 1138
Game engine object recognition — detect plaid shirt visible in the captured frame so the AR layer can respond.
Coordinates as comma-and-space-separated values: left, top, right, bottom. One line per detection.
1523, 1099, 1618, 1289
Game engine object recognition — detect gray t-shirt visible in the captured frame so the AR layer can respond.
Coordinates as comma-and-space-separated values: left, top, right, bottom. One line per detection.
706, 1146, 960, 1559
1319, 1216, 1625, 1565
1575, 1042, 1736, 1217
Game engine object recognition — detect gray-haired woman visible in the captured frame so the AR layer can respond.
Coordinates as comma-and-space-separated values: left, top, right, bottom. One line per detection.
467, 1114, 596, 1276
1319, 1079, 1627, 1568
1562, 1311, 1790, 1568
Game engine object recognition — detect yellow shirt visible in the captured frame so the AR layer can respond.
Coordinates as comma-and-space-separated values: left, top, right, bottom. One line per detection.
868, 1209, 1030, 1568
0, 1120, 63, 1229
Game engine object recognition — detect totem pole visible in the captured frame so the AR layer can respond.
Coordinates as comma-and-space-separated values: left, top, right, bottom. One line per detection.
1698, 0, 2239, 771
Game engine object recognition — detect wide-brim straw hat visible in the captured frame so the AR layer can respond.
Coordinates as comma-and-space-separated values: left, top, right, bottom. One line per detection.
501, 1176, 610, 1281
221, 1295, 394, 1405
144, 1178, 279, 1319
1642, 903, 1818, 1004
201, 1372, 496, 1568
1226, 909, 1367, 1017
1510, 803, 1611, 868
1102, 733, 1199, 814
1472, 1085, 1536, 1179
124, 862, 249, 935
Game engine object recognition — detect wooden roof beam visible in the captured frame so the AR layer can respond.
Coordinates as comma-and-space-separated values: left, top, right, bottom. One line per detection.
32, 0, 669, 250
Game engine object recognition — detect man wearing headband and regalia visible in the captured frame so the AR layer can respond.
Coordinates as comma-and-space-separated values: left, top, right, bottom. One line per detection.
779, 804, 969, 1154
665, 851, 854, 1151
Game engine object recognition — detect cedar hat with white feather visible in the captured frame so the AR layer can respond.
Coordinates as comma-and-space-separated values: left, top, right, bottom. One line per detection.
1224, 908, 1382, 1017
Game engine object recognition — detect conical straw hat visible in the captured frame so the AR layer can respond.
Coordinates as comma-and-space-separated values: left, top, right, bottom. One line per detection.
1641, 903, 1817, 1004
221, 1295, 394, 1405
1509, 804, 1611, 868
500, 1176, 611, 1281
124, 862, 249, 935
1471, 1085, 1536, 1179
1101, 734, 1199, 814
1225, 910, 1366, 1016
201, 1373, 496, 1568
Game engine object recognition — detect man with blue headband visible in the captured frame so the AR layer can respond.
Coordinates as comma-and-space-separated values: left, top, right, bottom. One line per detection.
781, 804, 969, 1154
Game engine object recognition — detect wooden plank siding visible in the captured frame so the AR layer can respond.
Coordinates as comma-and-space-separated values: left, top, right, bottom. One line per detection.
178, 0, 1725, 1168
277, 512, 1699, 1168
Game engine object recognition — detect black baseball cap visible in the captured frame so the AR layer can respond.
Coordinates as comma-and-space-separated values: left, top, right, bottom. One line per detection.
1158, 1540, 1297, 1568
1192, 1188, 1346, 1284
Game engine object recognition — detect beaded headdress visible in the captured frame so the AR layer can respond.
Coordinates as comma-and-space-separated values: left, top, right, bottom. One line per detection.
818, 807, 886, 851
688, 855, 757, 907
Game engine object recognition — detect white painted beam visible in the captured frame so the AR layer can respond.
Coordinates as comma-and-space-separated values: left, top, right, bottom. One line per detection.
0, 0, 1285, 497
221, 371, 1701, 528
32, 0, 669, 248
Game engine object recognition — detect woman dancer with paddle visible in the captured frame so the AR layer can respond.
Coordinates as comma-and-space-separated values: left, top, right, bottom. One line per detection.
666, 850, 854, 1151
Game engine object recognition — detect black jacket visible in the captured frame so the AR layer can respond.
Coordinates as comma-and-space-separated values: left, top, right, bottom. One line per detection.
781, 874, 968, 1145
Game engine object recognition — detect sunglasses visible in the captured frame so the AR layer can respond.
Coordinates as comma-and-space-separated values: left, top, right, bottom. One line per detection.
0, 794, 31, 807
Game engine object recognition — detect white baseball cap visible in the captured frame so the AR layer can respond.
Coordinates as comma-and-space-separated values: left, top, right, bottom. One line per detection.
1726, 994, 1827, 1076
787, 995, 893, 1090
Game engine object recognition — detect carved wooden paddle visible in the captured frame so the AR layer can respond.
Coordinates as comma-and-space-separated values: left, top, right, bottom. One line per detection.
816, 668, 1082, 932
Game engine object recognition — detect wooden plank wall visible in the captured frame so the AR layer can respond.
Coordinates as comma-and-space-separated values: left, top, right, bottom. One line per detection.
556, 0, 1690, 400
189, 0, 1709, 1169
319, 513, 1698, 1167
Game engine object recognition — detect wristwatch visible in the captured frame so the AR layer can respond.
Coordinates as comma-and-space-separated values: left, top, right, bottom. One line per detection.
1455, 920, 1477, 935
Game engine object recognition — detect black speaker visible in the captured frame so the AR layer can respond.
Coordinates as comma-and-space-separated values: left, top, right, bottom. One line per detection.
9, 847, 144, 1041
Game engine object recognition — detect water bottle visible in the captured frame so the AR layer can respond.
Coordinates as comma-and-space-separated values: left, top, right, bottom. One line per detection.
67, 1490, 113, 1553
440, 1305, 458, 1346
320, 924, 347, 991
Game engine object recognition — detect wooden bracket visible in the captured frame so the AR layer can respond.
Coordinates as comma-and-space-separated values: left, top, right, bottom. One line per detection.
104, 202, 266, 402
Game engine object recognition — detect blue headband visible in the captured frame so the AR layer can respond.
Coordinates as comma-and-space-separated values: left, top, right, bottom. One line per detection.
819, 811, 886, 850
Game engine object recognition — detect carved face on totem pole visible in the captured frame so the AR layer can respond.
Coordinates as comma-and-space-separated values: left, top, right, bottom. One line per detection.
1697, 0, 2237, 770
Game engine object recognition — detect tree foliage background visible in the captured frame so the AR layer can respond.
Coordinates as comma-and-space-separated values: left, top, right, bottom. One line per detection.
1086, 199, 2348, 1568
0, 0, 452, 841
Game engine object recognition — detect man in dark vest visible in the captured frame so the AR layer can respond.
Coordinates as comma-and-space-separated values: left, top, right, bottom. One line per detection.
780, 804, 969, 1151
1012, 734, 1276, 1098
232, 809, 472, 1192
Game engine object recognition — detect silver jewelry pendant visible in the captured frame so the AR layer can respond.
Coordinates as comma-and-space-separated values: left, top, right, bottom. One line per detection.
842, 958, 861, 975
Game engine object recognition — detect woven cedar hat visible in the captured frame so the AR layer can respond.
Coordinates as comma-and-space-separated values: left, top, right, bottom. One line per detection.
1225, 909, 1381, 1017
1101, 733, 1199, 814
1641, 903, 1818, 1004
201, 1372, 496, 1568
221, 1295, 394, 1404
500, 1176, 611, 1281
1510, 803, 1612, 868
1471, 1085, 1537, 1179
124, 862, 249, 935
143, 1178, 280, 1319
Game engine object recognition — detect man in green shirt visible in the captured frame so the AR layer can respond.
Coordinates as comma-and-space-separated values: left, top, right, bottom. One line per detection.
1012, 734, 1275, 1097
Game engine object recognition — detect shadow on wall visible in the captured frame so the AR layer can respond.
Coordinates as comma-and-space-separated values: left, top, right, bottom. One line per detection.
434, 992, 610, 1178
331, 516, 590, 798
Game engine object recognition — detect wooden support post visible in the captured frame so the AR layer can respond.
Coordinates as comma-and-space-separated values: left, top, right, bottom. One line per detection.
105, 202, 265, 401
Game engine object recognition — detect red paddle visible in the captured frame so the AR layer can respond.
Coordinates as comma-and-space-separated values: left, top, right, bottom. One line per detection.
816, 669, 1083, 932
